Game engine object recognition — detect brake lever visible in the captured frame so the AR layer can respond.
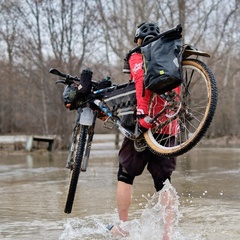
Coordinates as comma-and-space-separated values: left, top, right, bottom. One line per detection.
55, 77, 79, 85
55, 79, 67, 84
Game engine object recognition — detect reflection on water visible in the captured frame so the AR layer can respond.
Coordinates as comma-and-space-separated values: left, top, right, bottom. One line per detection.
0, 146, 240, 240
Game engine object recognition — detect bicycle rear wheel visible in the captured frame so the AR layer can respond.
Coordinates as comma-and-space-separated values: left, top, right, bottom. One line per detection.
144, 59, 218, 157
64, 124, 88, 214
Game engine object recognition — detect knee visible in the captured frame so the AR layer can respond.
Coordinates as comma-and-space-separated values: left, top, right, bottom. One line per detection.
117, 164, 135, 185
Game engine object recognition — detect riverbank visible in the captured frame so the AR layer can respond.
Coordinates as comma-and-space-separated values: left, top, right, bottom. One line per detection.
198, 135, 240, 148
0, 134, 123, 152
0, 134, 239, 153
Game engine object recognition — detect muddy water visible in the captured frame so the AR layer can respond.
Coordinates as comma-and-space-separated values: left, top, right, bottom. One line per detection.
0, 144, 240, 240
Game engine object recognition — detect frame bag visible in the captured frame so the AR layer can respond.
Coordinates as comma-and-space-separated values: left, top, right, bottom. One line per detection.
103, 82, 136, 130
141, 32, 182, 94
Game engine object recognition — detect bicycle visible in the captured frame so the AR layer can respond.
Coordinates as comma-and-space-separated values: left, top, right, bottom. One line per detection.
49, 25, 217, 214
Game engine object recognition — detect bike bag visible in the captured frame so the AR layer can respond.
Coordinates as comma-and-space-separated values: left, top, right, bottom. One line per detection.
63, 83, 86, 110
103, 82, 136, 130
63, 68, 93, 110
78, 68, 93, 95
93, 77, 112, 91
141, 30, 183, 94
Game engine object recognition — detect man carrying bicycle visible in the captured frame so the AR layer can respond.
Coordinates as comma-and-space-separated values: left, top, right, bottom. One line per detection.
109, 22, 178, 239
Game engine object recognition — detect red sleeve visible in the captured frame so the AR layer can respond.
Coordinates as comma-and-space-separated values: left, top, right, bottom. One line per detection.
128, 53, 151, 117
128, 53, 181, 132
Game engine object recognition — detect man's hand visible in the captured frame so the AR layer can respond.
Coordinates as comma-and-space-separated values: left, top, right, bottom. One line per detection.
134, 116, 153, 138
139, 116, 153, 130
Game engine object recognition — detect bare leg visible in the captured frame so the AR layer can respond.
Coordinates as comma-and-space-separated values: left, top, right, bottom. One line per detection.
111, 181, 132, 237
117, 181, 132, 221
160, 189, 175, 240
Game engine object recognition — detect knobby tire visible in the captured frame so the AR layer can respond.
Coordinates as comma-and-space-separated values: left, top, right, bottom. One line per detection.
64, 125, 88, 214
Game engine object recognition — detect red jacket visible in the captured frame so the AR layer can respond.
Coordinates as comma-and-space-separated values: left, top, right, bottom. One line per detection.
129, 52, 179, 135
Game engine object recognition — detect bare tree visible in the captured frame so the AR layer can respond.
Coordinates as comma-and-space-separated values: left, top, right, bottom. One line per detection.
0, 0, 239, 139
0, 1, 20, 133
0, 0, 99, 138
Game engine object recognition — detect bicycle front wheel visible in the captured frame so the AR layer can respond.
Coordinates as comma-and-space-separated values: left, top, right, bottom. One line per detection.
144, 59, 218, 157
64, 124, 88, 214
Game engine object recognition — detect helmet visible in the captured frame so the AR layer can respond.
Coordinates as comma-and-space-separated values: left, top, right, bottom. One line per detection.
134, 22, 160, 43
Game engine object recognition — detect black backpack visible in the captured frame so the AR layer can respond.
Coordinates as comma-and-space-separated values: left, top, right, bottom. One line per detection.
126, 24, 183, 95
141, 32, 182, 94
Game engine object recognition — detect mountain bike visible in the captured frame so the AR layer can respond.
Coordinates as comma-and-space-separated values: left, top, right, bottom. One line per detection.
49, 25, 217, 214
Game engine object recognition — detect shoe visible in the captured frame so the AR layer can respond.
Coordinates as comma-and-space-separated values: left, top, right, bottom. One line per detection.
106, 224, 114, 231
106, 224, 129, 237
122, 59, 130, 74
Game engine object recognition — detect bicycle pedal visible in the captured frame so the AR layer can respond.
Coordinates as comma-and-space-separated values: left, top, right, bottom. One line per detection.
103, 117, 116, 129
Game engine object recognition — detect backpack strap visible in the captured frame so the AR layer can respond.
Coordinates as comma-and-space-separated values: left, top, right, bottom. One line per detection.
142, 81, 145, 97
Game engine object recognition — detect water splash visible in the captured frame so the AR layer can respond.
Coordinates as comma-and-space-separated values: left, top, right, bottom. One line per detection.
59, 181, 203, 240
139, 179, 182, 239
119, 180, 184, 240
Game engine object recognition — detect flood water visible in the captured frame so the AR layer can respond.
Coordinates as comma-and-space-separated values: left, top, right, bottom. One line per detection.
0, 139, 240, 240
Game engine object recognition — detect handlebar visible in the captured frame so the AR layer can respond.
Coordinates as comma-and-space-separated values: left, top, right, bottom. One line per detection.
49, 68, 80, 85
49, 68, 108, 93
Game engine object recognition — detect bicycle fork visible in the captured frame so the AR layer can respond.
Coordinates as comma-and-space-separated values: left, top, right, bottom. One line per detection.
65, 109, 97, 172
81, 111, 97, 172
65, 123, 80, 170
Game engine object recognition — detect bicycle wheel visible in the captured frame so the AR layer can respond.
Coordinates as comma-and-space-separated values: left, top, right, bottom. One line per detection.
64, 124, 88, 214
144, 59, 218, 157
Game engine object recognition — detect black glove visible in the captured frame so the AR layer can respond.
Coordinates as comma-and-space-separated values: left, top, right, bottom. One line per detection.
138, 124, 148, 134
134, 122, 148, 139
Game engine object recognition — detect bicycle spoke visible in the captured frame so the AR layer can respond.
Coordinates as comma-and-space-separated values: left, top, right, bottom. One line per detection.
145, 59, 217, 156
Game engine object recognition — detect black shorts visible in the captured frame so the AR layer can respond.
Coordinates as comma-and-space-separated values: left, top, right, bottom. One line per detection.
118, 137, 176, 179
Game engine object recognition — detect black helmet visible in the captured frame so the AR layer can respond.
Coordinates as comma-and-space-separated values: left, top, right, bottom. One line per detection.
134, 22, 160, 43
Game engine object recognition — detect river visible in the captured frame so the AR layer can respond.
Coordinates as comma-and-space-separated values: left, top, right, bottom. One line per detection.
0, 141, 239, 240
